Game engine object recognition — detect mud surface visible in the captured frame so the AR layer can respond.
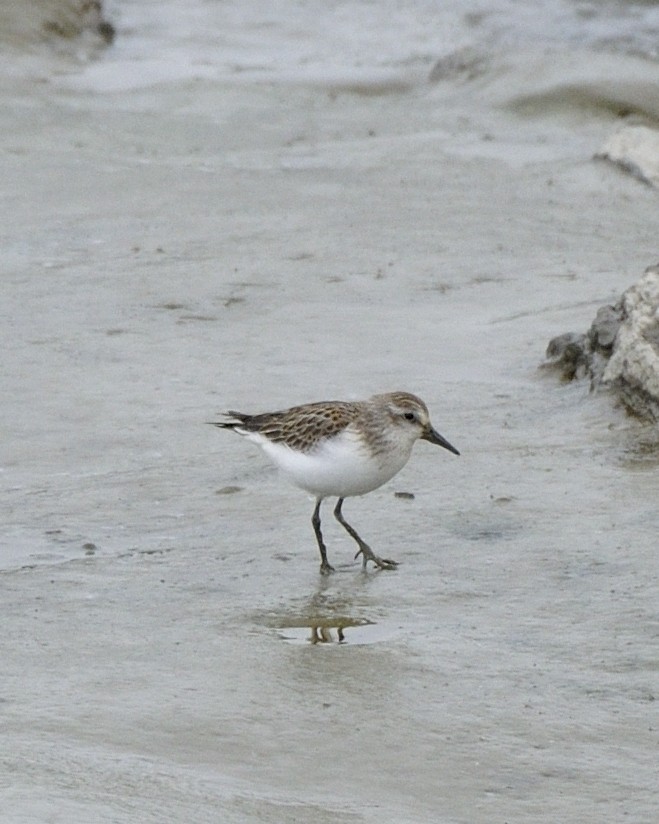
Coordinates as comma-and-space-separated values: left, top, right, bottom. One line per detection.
2, 2, 659, 821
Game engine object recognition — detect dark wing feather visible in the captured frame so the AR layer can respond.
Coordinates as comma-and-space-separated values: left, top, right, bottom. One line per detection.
211, 401, 359, 452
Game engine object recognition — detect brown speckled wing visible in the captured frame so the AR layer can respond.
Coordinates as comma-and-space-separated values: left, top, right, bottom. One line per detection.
230, 401, 359, 452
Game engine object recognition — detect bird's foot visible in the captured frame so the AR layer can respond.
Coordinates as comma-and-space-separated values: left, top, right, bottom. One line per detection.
354, 545, 398, 571
320, 560, 335, 575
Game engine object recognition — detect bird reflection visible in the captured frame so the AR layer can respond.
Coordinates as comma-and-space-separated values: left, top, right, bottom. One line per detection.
308, 625, 346, 644
272, 584, 375, 644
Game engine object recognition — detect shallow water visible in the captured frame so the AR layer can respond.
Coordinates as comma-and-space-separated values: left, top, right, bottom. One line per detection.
2, 1, 659, 822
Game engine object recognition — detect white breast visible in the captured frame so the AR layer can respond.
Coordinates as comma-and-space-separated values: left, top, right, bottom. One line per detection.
247, 428, 413, 498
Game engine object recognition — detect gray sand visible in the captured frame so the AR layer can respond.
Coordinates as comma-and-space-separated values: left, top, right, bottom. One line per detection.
2, 12, 658, 823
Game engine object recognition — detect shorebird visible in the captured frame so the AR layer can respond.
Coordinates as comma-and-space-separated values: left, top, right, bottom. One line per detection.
211, 391, 459, 573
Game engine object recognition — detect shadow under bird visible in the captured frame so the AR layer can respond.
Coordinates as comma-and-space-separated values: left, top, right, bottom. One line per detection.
210, 391, 459, 574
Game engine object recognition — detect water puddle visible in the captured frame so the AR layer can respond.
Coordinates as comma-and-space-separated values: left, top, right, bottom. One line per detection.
276, 617, 380, 645
257, 611, 395, 645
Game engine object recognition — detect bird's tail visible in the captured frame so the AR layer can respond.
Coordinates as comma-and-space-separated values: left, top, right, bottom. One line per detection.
207, 411, 252, 431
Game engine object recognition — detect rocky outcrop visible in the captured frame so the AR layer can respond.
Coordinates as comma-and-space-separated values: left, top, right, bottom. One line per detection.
0, 1, 114, 51
544, 264, 659, 421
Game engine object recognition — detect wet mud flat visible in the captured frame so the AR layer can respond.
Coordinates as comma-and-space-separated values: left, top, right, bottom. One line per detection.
2, 2, 659, 822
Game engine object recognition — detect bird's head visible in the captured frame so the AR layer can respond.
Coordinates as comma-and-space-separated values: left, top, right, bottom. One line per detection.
377, 391, 460, 456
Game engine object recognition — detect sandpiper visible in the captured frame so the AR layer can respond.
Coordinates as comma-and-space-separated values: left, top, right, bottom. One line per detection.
211, 391, 459, 573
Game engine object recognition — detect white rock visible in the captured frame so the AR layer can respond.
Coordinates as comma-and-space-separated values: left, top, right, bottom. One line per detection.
603, 265, 659, 420
597, 125, 659, 188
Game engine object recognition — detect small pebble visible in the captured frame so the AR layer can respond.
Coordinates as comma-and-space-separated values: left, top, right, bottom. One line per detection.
216, 485, 243, 494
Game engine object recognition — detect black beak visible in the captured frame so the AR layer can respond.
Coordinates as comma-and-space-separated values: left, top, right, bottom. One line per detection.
422, 426, 460, 456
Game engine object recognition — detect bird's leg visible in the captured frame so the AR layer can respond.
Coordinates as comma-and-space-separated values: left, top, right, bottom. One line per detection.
333, 498, 398, 570
312, 498, 334, 574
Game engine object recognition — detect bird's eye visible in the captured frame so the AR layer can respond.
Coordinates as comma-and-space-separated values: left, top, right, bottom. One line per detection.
403, 412, 415, 421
